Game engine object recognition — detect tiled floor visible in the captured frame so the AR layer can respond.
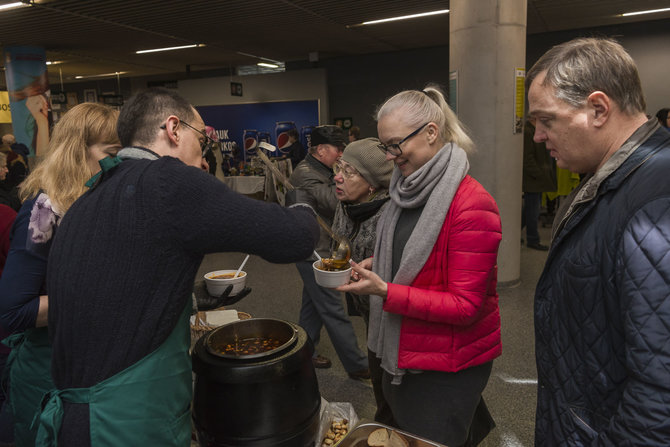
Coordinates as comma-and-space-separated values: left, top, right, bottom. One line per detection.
192, 226, 551, 447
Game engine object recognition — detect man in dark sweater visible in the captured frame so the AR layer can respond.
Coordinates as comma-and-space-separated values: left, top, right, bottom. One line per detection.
42, 88, 320, 446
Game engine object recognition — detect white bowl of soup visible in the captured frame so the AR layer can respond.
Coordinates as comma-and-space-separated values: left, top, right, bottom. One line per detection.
312, 260, 352, 289
204, 270, 247, 297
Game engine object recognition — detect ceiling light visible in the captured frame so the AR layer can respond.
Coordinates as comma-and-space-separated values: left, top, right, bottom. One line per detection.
0, 2, 29, 11
257, 62, 278, 68
622, 7, 670, 17
237, 51, 282, 65
75, 71, 129, 79
136, 44, 203, 54
351, 9, 449, 27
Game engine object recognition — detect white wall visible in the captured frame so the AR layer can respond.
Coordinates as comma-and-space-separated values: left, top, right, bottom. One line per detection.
175, 69, 330, 124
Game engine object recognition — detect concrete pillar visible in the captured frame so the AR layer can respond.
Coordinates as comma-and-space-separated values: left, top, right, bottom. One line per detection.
450, 0, 527, 285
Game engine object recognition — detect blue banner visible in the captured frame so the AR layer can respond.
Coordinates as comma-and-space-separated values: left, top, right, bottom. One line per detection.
196, 100, 318, 162
3, 46, 51, 158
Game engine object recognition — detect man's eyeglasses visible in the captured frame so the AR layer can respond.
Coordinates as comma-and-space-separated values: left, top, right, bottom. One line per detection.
377, 122, 430, 156
160, 119, 215, 155
333, 162, 359, 179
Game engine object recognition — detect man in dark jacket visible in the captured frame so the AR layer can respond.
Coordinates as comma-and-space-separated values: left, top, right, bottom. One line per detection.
521, 119, 556, 250
527, 37, 670, 445
289, 125, 369, 380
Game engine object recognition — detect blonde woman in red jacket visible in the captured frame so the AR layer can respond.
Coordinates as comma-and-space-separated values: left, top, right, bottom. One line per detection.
338, 85, 502, 447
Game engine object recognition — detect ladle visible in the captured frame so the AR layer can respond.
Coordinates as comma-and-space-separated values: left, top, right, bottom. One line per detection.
256, 143, 352, 265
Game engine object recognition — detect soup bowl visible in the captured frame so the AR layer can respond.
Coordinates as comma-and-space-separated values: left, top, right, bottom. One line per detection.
204, 270, 247, 296
312, 260, 352, 289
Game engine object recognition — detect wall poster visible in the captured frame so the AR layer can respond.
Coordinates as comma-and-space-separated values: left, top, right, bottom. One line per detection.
196, 99, 319, 161
514, 68, 526, 134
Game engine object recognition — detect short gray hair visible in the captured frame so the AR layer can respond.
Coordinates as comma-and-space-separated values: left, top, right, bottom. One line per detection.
526, 37, 646, 114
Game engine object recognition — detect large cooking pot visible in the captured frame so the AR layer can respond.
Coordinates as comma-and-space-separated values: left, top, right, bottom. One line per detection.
192, 318, 320, 447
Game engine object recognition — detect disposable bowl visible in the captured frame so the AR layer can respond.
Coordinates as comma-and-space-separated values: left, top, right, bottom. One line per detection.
312, 260, 352, 289
204, 270, 247, 296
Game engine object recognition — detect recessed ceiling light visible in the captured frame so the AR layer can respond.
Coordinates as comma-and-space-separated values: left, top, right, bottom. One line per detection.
349, 9, 449, 27
75, 71, 129, 79
136, 44, 204, 54
621, 7, 670, 17
0, 2, 29, 12
257, 62, 279, 68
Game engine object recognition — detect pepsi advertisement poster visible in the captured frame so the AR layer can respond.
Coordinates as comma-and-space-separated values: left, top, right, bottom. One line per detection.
196, 100, 318, 162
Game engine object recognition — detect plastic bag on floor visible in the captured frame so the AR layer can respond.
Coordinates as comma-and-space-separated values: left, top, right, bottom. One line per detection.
316, 397, 359, 446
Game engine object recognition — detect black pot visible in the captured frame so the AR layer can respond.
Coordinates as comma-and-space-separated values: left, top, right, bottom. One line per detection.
192, 318, 320, 447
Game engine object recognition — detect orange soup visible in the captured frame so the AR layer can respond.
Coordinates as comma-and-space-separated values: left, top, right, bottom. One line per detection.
210, 272, 246, 279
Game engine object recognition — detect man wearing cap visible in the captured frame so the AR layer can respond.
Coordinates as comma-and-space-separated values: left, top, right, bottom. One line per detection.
289, 125, 370, 380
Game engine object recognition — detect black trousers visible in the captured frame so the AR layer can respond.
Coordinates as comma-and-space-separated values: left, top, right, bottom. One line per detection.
380, 361, 495, 447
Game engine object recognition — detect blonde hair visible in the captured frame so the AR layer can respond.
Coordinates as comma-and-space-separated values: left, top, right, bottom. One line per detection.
19, 103, 120, 214
376, 84, 474, 154
0, 152, 6, 166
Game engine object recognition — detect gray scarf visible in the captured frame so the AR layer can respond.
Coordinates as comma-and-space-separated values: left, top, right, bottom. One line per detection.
368, 142, 469, 383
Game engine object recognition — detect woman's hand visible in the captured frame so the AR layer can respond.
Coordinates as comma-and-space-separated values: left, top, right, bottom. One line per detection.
336, 259, 388, 298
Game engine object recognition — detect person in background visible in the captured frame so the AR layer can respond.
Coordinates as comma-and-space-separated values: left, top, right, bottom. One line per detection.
203, 125, 218, 175
0, 103, 121, 447
338, 85, 501, 447
655, 107, 670, 129
522, 119, 556, 250
285, 128, 305, 169
0, 204, 16, 277
0, 153, 20, 212
288, 125, 370, 380
527, 37, 670, 445
332, 137, 393, 325
331, 137, 393, 422
348, 125, 361, 143
0, 204, 17, 445
40, 88, 319, 446
0, 135, 27, 211
1, 134, 28, 169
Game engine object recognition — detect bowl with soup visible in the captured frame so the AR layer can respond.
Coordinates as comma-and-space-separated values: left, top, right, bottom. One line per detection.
205, 270, 247, 297
312, 259, 352, 289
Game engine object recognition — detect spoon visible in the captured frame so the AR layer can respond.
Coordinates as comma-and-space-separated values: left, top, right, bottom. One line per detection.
234, 254, 250, 278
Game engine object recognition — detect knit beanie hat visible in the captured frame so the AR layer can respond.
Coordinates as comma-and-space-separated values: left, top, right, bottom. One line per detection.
340, 137, 393, 189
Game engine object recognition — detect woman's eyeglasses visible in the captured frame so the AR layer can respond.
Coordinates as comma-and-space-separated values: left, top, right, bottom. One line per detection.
333, 162, 359, 179
377, 122, 430, 156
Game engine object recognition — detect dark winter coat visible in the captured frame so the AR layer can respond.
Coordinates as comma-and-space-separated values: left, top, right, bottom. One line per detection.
534, 122, 670, 446
522, 121, 556, 193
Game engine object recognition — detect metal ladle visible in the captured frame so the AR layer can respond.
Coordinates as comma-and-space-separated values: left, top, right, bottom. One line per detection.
255, 142, 352, 266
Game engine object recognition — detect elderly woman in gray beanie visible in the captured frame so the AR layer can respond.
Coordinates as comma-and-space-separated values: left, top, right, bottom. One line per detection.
332, 137, 393, 325
332, 137, 394, 423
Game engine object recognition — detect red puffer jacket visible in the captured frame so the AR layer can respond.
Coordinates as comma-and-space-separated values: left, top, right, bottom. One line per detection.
384, 175, 502, 372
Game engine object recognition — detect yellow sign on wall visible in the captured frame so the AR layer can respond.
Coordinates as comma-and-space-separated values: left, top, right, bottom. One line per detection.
514, 68, 525, 134
0, 92, 11, 123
